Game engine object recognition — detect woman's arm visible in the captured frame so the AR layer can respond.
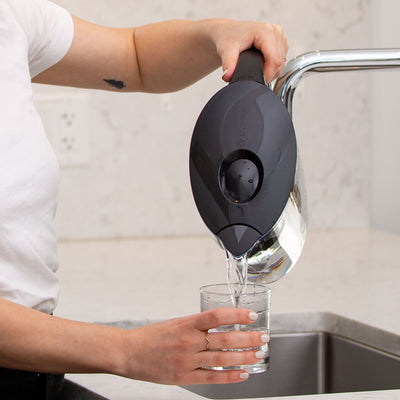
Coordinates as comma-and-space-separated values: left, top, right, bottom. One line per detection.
0, 297, 267, 384
32, 17, 288, 92
0, 297, 124, 375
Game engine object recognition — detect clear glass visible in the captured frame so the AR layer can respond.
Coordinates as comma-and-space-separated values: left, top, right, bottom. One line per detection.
200, 283, 271, 374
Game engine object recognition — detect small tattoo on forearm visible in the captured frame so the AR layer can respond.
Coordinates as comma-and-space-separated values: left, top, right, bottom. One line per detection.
104, 79, 126, 89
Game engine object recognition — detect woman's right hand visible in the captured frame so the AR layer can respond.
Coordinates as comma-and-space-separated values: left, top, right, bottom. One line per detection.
119, 308, 269, 385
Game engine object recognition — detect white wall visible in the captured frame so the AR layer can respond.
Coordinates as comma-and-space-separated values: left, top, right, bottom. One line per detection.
33, 0, 372, 240
370, 0, 400, 234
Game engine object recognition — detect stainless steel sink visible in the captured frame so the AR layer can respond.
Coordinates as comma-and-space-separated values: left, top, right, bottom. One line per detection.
182, 312, 400, 399
182, 331, 400, 398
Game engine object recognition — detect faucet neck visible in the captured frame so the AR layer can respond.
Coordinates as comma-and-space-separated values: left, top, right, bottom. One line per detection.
273, 49, 400, 117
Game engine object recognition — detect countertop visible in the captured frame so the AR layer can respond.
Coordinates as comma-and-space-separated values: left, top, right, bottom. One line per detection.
54, 228, 400, 399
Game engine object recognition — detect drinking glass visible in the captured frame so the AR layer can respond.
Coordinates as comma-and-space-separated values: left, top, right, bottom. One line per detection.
200, 283, 271, 374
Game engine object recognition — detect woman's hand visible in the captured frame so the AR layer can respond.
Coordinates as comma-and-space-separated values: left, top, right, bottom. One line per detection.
205, 19, 289, 83
120, 308, 269, 385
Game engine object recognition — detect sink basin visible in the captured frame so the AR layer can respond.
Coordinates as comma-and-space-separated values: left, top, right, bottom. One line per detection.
182, 331, 400, 398
182, 312, 400, 399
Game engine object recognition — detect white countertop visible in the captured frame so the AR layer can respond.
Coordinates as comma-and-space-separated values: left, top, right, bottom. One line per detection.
54, 228, 400, 399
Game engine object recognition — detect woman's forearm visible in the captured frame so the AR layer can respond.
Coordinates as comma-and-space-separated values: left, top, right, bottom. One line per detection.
0, 297, 126, 375
133, 19, 221, 93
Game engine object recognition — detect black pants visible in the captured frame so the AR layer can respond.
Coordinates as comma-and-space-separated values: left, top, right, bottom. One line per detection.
0, 368, 64, 400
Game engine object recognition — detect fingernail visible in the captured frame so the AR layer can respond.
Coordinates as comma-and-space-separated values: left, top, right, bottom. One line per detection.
240, 372, 249, 380
249, 311, 258, 321
255, 350, 267, 359
261, 333, 270, 343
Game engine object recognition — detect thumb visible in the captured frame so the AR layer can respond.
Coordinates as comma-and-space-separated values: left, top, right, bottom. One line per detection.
219, 42, 241, 82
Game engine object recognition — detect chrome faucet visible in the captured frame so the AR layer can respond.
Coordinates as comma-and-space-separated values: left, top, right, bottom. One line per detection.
273, 49, 400, 116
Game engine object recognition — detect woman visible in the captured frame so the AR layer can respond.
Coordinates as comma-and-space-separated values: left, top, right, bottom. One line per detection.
0, 0, 288, 397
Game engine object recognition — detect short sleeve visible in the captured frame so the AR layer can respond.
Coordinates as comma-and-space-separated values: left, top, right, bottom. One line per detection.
8, 0, 74, 78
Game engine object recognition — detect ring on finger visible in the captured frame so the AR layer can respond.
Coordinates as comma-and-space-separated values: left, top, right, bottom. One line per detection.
205, 332, 211, 351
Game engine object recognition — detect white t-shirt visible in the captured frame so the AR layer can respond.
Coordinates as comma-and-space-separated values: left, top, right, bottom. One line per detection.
0, 0, 74, 313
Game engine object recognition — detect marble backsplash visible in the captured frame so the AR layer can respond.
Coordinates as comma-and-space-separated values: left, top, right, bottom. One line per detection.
33, 0, 372, 240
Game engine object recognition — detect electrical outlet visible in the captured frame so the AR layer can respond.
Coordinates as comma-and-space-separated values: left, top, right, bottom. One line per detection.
35, 93, 90, 167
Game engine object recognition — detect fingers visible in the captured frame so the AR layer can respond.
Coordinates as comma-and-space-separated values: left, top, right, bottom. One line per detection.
254, 24, 288, 83
195, 330, 269, 371
192, 308, 258, 331
218, 22, 289, 83
219, 41, 241, 82
196, 347, 267, 370
176, 368, 250, 385
206, 330, 269, 351
191, 368, 250, 384
174, 346, 266, 385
